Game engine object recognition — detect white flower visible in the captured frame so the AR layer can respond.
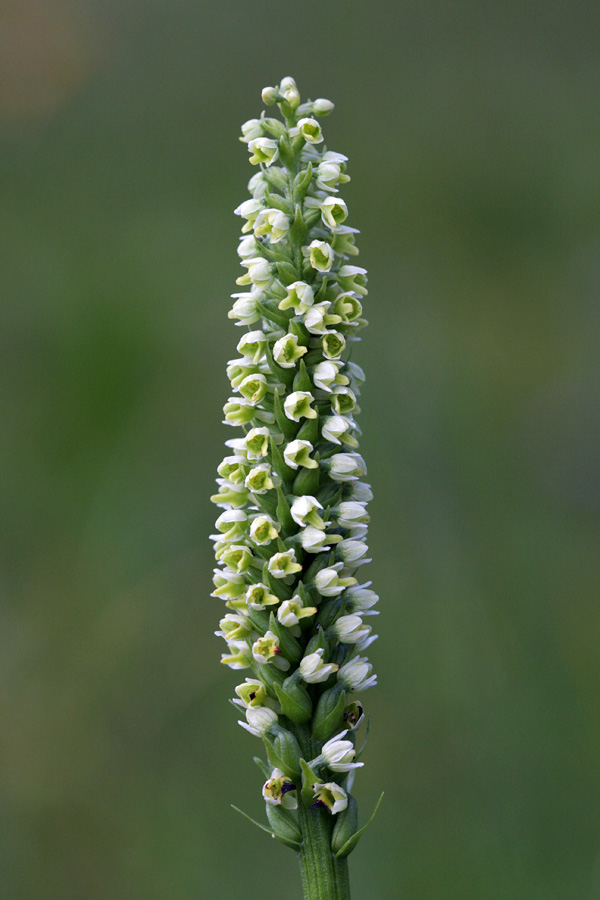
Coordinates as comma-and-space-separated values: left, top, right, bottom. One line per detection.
221, 640, 252, 669
321, 731, 363, 772
273, 333, 308, 368
246, 582, 279, 610
312, 360, 348, 392
237, 234, 259, 258
262, 768, 298, 809
347, 481, 373, 503
290, 495, 326, 529
320, 197, 348, 230
277, 596, 317, 628
335, 501, 370, 529
322, 331, 346, 360
337, 539, 370, 565
236, 330, 267, 364
228, 292, 262, 326
299, 525, 336, 553
331, 614, 371, 644
278, 281, 314, 314
244, 463, 274, 494
345, 585, 379, 614
312, 782, 348, 814
298, 116, 323, 143
327, 452, 366, 482
283, 439, 318, 470
337, 656, 377, 692
237, 257, 273, 288
252, 631, 289, 668
238, 373, 268, 405
299, 648, 339, 683
321, 415, 354, 446
244, 427, 270, 459
248, 137, 279, 167
284, 391, 317, 422
337, 264, 368, 296
314, 563, 357, 597
308, 239, 334, 272
239, 706, 279, 736
254, 208, 289, 243
331, 387, 357, 415
267, 548, 302, 578
234, 198, 263, 231
240, 118, 264, 142
250, 514, 280, 545
304, 301, 342, 335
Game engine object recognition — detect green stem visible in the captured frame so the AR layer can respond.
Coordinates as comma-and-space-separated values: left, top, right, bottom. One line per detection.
292, 724, 351, 900
296, 801, 351, 900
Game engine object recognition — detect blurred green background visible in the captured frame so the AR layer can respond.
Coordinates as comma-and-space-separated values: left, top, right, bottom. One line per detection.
2, 1, 599, 898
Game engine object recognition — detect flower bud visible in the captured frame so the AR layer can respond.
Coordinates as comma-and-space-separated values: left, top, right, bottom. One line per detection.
331, 614, 371, 644
261, 85, 278, 106
279, 76, 300, 110
312, 97, 335, 116
240, 705, 279, 736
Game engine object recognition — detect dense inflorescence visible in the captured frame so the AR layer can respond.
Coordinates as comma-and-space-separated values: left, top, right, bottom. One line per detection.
210, 77, 378, 859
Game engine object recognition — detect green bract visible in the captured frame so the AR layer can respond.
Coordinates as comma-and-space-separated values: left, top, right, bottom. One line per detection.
211, 76, 380, 898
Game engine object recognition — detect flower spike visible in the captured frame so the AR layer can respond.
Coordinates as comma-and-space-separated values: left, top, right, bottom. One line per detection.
210, 76, 379, 899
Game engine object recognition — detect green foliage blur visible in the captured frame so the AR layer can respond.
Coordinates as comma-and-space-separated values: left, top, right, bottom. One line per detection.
2, 1, 599, 897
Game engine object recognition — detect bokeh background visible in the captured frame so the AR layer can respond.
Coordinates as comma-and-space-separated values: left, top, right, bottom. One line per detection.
2, 1, 600, 898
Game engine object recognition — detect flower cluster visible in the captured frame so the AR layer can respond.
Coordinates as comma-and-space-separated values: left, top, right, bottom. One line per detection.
211, 77, 378, 854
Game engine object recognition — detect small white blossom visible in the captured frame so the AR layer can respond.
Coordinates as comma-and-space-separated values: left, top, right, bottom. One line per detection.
337, 656, 377, 692
314, 563, 357, 597
254, 208, 289, 243
277, 596, 317, 628
245, 463, 274, 494
308, 239, 334, 272
273, 333, 308, 368
304, 301, 342, 335
283, 439, 318, 470
332, 615, 372, 645
236, 330, 267, 364
267, 549, 302, 578
283, 391, 317, 422
299, 648, 339, 683
298, 116, 323, 144
312, 782, 348, 814
250, 514, 280, 545
337, 264, 368, 296
327, 452, 366, 482
312, 360, 348, 392
300, 525, 339, 554
248, 137, 279, 167
262, 768, 298, 809
244, 427, 271, 459
290, 495, 326, 529
278, 281, 314, 314
228, 292, 262, 327
239, 706, 279, 736
321, 415, 354, 446
321, 731, 363, 772
320, 197, 348, 230
322, 331, 346, 360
